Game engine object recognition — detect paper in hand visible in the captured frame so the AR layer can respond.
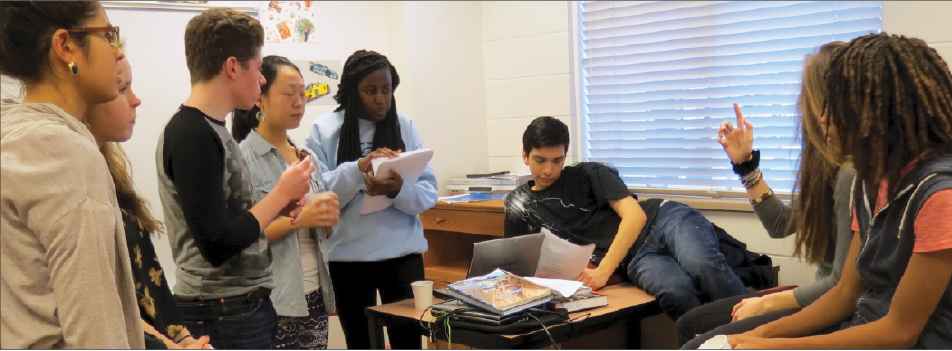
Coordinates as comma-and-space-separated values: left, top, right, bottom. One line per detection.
360, 148, 434, 214
534, 228, 596, 280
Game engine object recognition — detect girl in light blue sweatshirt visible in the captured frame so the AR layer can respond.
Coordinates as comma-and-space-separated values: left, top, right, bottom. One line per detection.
305, 49, 437, 350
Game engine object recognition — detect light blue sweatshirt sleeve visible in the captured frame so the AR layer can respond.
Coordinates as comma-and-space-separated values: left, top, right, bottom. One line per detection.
305, 114, 366, 208
391, 118, 438, 216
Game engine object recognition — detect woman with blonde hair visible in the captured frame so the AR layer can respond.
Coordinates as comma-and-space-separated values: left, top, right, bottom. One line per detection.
678, 41, 855, 348
84, 55, 211, 349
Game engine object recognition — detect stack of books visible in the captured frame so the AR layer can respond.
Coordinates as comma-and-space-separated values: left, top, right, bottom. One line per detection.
444, 269, 552, 316
548, 286, 608, 313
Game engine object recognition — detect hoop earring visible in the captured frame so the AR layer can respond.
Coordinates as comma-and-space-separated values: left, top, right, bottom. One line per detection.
68, 62, 78, 75
256, 111, 264, 121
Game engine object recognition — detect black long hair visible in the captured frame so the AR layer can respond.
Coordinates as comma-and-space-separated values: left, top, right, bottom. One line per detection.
334, 49, 405, 165
232, 55, 301, 143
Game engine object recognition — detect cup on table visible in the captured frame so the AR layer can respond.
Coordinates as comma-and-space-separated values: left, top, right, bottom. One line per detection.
305, 191, 335, 208
698, 335, 732, 349
410, 280, 434, 310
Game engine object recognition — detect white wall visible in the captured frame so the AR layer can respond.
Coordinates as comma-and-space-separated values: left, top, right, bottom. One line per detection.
483, 1, 573, 174
404, 1, 489, 190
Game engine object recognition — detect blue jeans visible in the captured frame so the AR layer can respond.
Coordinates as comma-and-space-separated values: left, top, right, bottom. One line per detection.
174, 294, 278, 349
627, 201, 747, 320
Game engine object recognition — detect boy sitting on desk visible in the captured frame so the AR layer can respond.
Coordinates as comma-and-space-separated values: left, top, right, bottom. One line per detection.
504, 116, 747, 320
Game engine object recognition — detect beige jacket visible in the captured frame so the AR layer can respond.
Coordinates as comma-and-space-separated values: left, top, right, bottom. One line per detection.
0, 101, 144, 349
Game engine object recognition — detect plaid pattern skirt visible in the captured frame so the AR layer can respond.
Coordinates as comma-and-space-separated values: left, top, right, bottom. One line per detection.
273, 290, 329, 349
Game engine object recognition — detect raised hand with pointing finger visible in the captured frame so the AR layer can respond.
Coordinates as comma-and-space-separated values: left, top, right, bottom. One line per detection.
717, 103, 755, 164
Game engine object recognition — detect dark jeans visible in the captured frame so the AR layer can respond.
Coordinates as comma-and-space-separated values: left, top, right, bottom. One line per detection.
329, 254, 425, 349
627, 201, 748, 320
676, 286, 798, 349
174, 293, 278, 349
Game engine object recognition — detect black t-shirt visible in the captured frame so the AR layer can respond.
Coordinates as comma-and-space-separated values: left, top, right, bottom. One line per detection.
504, 162, 636, 267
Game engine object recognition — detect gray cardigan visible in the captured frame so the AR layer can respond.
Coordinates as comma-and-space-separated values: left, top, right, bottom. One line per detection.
751, 168, 855, 307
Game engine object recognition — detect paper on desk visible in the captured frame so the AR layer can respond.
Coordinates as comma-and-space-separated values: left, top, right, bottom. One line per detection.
534, 228, 596, 280
524, 277, 584, 298
438, 192, 506, 204
360, 148, 434, 215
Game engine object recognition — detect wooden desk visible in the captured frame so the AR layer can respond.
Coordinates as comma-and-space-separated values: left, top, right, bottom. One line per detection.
420, 199, 506, 289
365, 283, 662, 349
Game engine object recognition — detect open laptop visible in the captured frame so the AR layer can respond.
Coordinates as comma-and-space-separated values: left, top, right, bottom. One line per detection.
467, 232, 545, 278
434, 233, 546, 300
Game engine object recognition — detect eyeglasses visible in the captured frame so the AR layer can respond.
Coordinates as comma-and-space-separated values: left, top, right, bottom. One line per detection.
56, 26, 121, 53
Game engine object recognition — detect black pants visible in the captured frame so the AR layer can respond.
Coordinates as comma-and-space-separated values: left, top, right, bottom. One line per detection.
329, 254, 425, 349
677, 286, 797, 349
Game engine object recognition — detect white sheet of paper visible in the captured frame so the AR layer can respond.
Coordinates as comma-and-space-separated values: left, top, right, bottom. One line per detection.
534, 228, 596, 280
523, 277, 584, 298
360, 148, 434, 214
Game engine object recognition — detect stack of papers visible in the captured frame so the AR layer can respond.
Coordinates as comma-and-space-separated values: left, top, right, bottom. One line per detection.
438, 192, 506, 204
360, 148, 433, 214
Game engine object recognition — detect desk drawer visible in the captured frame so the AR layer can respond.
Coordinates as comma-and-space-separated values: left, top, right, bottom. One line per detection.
420, 208, 505, 237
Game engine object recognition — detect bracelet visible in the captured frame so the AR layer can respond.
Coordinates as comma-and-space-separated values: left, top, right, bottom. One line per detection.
750, 188, 774, 204
740, 167, 760, 183
741, 168, 763, 189
174, 334, 194, 344
732, 150, 761, 176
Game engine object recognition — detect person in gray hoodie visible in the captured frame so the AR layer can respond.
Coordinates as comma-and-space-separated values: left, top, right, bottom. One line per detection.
0, 1, 143, 349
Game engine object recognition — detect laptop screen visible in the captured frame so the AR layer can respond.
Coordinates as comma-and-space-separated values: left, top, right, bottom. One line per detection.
467, 233, 545, 278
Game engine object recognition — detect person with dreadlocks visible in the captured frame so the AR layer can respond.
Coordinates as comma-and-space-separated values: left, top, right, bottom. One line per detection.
305, 49, 437, 349
726, 33, 952, 349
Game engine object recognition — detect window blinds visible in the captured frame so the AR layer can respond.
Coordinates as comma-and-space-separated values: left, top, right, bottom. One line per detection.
577, 1, 882, 192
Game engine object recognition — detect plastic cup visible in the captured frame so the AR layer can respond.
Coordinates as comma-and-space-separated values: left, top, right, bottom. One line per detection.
411, 280, 434, 310
698, 335, 732, 349
305, 191, 335, 208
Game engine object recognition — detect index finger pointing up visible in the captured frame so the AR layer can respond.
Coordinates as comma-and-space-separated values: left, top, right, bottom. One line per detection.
733, 103, 745, 132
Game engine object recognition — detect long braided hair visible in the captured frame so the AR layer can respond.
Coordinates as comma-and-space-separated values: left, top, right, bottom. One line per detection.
826, 33, 952, 202
335, 49, 404, 165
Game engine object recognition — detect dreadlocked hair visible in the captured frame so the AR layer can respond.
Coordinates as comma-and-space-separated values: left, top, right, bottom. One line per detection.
826, 33, 952, 202
101, 142, 163, 236
334, 49, 404, 165
791, 41, 847, 265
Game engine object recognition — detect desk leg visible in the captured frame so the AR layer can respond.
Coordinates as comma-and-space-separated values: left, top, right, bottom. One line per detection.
627, 318, 643, 349
368, 316, 386, 349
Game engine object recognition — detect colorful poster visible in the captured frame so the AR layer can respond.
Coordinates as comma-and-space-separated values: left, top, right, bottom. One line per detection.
292, 60, 342, 106
261, 1, 318, 43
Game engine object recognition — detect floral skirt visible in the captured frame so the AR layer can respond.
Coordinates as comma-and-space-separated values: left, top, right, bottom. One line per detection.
273, 290, 329, 349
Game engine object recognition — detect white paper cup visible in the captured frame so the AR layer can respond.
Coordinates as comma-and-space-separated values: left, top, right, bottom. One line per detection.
305, 191, 335, 208
410, 280, 434, 310
698, 335, 732, 349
